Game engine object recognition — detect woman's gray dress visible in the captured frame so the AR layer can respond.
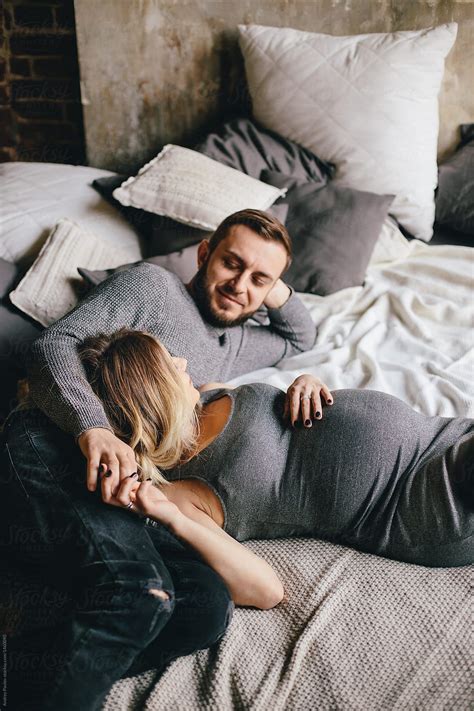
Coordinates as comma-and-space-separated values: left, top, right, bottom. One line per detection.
165, 384, 474, 567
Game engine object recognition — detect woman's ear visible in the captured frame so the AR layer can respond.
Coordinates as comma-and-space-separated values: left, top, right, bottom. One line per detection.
197, 239, 210, 268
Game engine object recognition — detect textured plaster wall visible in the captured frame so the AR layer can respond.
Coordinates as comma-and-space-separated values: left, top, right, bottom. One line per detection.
74, 0, 474, 173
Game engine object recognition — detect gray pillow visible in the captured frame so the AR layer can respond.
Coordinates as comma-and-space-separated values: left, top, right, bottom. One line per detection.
435, 124, 474, 236
0, 259, 42, 363
195, 116, 333, 183
260, 170, 394, 295
0, 258, 42, 422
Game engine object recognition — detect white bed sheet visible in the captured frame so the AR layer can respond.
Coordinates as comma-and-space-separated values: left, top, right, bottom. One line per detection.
230, 241, 474, 418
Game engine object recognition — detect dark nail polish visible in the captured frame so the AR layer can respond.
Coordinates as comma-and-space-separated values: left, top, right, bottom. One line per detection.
129, 472, 138, 478
304, 419, 311, 426
105, 470, 112, 478
328, 400, 333, 405
316, 411, 321, 418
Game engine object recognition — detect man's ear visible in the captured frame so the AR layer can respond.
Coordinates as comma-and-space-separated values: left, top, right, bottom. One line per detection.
197, 240, 210, 268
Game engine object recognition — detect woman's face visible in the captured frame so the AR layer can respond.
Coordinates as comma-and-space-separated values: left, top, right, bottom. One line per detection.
171, 356, 201, 406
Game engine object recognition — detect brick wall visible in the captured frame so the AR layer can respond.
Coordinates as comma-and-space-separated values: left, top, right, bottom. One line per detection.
0, 0, 85, 164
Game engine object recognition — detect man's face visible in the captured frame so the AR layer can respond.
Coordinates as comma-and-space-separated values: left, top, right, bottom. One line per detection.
191, 224, 288, 328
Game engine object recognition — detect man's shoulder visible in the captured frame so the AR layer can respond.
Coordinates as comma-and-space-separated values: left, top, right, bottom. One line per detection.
125, 261, 185, 289
131, 261, 198, 308
140, 260, 189, 280
129, 260, 168, 278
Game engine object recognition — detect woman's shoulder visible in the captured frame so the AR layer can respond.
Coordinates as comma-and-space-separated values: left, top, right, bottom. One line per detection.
200, 382, 282, 404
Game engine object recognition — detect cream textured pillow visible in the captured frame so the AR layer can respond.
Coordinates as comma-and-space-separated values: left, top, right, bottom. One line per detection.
112, 144, 286, 230
9, 219, 135, 327
238, 23, 458, 241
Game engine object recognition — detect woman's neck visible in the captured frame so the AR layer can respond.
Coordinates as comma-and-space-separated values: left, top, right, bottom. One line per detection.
195, 395, 232, 455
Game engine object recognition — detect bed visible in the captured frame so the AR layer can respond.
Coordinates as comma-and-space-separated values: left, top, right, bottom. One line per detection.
1, 19, 473, 711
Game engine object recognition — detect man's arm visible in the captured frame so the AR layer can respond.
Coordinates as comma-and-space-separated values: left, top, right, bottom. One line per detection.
230, 279, 317, 377
27, 262, 167, 438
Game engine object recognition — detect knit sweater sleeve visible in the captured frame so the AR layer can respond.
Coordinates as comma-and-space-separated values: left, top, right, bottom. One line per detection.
230, 290, 317, 377
27, 263, 168, 438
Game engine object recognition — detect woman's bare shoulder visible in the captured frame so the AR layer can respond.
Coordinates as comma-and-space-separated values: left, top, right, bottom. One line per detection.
199, 382, 236, 392
166, 479, 225, 528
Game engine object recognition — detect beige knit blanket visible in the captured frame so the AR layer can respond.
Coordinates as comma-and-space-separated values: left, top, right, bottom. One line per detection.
103, 537, 473, 710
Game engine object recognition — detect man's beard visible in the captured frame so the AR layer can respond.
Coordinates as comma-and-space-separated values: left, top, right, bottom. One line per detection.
191, 262, 255, 328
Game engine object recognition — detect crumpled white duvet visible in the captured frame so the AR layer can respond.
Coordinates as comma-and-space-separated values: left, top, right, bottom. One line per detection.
231, 241, 474, 418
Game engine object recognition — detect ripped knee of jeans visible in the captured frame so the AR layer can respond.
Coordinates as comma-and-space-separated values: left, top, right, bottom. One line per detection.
148, 588, 170, 601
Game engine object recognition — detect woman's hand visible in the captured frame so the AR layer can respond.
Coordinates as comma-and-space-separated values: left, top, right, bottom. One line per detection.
284, 374, 333, 428
102, 470, 181, 528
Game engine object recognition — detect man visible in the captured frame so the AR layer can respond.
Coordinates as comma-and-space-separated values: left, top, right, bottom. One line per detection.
29, 208, 316, 488
1, 209, 316, 710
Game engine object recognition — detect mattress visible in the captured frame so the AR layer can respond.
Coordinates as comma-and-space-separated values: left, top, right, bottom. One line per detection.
104, 539, 472, 710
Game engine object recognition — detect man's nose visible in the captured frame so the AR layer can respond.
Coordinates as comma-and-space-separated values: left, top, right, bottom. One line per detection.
229, 273, 248, 292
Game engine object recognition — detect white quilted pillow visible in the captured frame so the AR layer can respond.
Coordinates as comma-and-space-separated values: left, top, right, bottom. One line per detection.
238, 23, 458, 241
9, 219, 134, 327
113, 144, 286, 230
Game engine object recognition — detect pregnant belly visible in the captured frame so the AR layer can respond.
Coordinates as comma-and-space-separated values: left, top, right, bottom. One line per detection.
287, 390, 420, 536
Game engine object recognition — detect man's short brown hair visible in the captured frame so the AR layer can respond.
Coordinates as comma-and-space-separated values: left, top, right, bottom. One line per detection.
207, 209, 292, 270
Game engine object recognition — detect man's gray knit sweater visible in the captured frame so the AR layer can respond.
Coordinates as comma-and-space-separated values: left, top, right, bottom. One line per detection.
27, 263, 317, 438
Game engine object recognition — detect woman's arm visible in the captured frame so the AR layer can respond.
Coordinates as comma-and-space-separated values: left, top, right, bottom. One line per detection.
169, 502, 284, 610
121, 481, 284, 610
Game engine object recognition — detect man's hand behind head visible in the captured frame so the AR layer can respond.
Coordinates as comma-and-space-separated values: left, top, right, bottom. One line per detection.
77, 427, 139, 497
263, 279, 291, 310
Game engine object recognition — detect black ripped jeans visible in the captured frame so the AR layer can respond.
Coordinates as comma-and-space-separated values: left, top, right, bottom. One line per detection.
0, 407, 233, 711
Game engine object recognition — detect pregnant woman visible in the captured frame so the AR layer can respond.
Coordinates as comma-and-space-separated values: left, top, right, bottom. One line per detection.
79, 328, 474, 610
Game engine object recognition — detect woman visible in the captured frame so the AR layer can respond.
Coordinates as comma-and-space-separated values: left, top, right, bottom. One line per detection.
79, 328, 474, 610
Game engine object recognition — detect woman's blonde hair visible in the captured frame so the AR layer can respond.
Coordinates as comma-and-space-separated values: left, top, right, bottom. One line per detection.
78, 328, 200, 485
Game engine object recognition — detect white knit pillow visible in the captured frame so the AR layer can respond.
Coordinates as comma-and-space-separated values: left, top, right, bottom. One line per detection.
238, 23, 458, 241
9, 219, 135, 327
112, 144, 286, 230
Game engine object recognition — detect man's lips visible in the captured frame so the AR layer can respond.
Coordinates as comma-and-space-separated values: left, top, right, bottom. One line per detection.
216, 287, 244, 307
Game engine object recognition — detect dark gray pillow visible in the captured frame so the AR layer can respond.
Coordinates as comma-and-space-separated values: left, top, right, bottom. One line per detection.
0, 258, 43, 423
0, 259, 42, 360
260, 170, 394, 295
195, 117, 333, 183
435, 124, 474, 236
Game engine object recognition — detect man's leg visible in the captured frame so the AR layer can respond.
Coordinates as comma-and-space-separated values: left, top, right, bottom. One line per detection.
1, 407, 175, 711
122, 523, 234, 678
